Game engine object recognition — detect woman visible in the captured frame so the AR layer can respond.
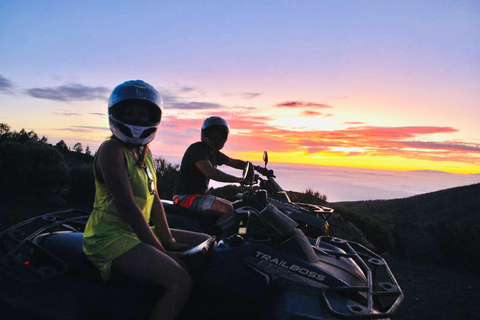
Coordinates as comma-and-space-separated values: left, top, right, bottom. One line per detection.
83, 80, 208, 320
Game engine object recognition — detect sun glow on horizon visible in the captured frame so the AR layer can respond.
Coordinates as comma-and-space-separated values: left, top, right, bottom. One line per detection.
234, 150, 480, 174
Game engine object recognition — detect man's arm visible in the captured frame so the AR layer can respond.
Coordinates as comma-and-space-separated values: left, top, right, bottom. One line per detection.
195, 159, 244, 183
226, 158, 247, 170
227, 157, 272, 177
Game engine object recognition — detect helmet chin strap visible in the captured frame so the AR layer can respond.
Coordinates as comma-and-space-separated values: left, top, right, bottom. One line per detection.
132, 127, 143, 138
216, 141, 225, 150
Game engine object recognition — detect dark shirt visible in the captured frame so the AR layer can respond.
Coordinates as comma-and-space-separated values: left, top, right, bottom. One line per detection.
174, 142, 230, 195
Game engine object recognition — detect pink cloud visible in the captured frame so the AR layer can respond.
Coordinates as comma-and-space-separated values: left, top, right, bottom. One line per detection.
276, 101, 333, 108
300, 110, 333, 117
342, 121, 365, 125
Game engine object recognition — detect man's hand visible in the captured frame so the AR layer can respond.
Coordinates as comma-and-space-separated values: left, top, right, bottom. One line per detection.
238, 178, 249, 185
255, 166, 275, 178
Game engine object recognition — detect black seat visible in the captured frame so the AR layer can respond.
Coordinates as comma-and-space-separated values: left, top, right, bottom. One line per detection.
34, 232, 101, 280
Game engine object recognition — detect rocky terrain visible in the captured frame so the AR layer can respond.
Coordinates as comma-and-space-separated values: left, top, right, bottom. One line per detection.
329, 183, 480, 319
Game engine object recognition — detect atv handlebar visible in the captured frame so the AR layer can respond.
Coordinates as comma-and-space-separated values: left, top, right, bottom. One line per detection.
242, 162, 275, 188
254, 165, 275, 178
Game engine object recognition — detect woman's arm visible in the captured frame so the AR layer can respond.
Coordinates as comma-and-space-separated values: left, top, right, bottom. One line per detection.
150, 194, 193, 251
97, 140, 165, 252
150, 194, 175, 246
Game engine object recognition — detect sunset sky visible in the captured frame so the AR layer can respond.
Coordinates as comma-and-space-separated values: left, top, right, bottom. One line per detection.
1, 1, 479, 180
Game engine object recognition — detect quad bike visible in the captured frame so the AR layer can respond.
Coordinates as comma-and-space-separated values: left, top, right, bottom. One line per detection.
0, 201, 403, 319
235, 151, 335, 237
164, 152, 333, 238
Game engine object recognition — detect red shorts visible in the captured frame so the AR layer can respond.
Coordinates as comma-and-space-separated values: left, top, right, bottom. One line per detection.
172, 194, 200, 209
172, 194, 217, 216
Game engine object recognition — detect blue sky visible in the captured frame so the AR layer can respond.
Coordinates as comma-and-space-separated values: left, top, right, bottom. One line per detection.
1, 1, 480, 199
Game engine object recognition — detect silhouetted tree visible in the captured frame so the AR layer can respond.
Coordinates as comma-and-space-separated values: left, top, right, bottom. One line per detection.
11, 128, 39, 143
85, 145, 91, 156
154, 157, 179, 199
73, 142, 83, 153
0, 123, 10, 135
0, 123, 11, 143
56, 140, 69, 153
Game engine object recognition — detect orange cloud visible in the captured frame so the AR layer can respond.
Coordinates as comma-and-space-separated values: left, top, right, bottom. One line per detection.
152, 112, 479, 170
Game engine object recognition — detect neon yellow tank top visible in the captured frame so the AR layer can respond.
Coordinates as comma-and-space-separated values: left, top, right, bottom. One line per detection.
83, 140, 157, 281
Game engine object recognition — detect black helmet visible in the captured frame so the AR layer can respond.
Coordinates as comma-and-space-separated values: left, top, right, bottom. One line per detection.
201, 116, 230, 150
108, 80, 162, 146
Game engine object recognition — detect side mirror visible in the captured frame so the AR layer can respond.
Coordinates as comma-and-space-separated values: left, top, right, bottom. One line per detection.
263, 151, 268, 167
242, 161, 255, 183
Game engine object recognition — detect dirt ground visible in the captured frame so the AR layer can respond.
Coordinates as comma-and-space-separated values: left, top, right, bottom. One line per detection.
2, 200, 480, 319
385, 255, 480, 320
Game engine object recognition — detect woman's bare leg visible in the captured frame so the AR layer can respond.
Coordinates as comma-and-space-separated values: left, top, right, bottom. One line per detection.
111, 243, 192, 320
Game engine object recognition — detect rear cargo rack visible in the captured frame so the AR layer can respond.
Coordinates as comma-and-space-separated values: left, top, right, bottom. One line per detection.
0, 209, 90, 284
316, 236, 403, 319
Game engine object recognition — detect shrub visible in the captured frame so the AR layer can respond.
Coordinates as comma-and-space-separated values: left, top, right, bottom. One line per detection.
288, 188, 328, 204
66, 163, 95, 205
0, 140, 69, 198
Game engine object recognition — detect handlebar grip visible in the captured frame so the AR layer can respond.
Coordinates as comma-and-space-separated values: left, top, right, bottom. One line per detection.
254, 165, 275, 178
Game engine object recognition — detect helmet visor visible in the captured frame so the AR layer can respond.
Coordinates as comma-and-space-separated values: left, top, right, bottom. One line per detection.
204, 125, 228, 141
111, 100, 161, 126
204, 129, 228, 150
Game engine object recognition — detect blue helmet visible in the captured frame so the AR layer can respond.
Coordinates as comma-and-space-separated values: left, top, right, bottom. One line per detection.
108, 80, 163, 146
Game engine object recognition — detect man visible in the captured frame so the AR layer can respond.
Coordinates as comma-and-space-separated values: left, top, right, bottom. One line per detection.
173, 116, 268, 223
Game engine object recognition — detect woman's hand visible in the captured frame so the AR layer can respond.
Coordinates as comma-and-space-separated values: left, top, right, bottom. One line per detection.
166, 242, 193, 252
164, 238, 193, 252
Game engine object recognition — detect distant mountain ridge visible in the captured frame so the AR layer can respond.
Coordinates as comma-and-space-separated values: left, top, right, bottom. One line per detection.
333, 182, 480, 225
408, 169, 480, 175
331, 183, 480, 272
